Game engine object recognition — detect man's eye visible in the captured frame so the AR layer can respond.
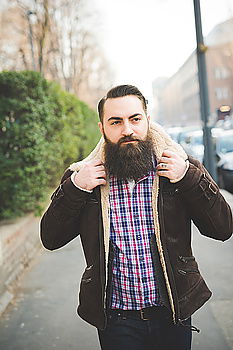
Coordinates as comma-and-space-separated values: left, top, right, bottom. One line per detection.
133, 117, 141, 122
111, 121, 120, 125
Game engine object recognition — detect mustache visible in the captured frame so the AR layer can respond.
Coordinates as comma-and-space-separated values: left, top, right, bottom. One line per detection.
118, 136, 141, 145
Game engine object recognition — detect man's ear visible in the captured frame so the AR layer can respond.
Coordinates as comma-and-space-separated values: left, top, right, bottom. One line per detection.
147, 115, 151, 126
98, 122, 104, 136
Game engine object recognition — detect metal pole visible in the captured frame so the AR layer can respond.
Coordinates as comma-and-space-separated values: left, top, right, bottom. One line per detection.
26, 10, 36, 71
193, 0, 217, 181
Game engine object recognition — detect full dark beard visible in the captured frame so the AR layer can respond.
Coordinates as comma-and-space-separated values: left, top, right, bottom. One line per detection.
104, 132, 154, 181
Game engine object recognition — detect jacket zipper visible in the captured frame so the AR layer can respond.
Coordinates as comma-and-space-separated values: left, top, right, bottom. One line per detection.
98, 193, 107, 329
178, 255, 195, 263
178, 269, 199, 275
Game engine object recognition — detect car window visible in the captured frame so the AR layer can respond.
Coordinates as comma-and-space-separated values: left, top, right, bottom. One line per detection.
217, 135, 233, 154
194, 135, 203, 145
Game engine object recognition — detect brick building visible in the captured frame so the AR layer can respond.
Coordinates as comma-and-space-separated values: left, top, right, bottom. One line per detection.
153, 17, 233, 126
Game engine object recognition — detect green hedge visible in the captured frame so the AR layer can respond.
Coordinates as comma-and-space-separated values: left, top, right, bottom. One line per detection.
0, 71, 100, 220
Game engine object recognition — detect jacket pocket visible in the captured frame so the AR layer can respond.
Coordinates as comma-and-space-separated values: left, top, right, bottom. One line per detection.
178, 276, 212, 320
178, 269, 199, 276
175, 255, 201, 300
81, 264, 94, 284
177, 256, 199, 275
178, 255, 195, 263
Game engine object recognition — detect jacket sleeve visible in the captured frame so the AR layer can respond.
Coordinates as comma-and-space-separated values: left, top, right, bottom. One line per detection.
174, 157, 233, 241
40, 169, 91, 250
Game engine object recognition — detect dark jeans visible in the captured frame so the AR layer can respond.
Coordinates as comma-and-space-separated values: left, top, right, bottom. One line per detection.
98, 309, 192, 350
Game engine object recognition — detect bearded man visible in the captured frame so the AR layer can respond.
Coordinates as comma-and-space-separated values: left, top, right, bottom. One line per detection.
40, 85, 232, 350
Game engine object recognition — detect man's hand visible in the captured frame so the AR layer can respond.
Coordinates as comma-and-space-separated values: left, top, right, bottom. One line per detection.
156, 150, 187, 181
73, 159, 106, 191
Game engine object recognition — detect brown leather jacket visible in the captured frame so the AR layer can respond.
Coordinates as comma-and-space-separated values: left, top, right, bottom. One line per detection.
40, 155, 232, 330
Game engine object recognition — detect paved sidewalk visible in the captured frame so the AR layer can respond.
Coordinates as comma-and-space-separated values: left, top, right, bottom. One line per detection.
0, 190, 232, 350
0, 240, 100, 350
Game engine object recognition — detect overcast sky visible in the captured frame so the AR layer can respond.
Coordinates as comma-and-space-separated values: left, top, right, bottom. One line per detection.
95, 0, 233, 106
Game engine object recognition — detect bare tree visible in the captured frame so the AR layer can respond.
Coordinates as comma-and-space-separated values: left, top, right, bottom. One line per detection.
0, 0, 113, 105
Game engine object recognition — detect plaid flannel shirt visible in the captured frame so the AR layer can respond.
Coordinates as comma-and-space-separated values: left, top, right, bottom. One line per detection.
109, 167, 161, 310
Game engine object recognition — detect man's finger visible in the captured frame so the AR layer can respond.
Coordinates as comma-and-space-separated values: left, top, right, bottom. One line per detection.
97, 178, 107, 186
89, 159, 104, 166
157, 170, 172, 178
95, 165, 105, 171
157, 163, 169, 170
161, 150, 177, 158
158, 156, 172, 164
96, 171, 106, 178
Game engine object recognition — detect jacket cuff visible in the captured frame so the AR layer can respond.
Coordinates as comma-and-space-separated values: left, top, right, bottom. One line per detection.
62, 177, 91, 202
172, 163, 203, 191
70, 171, 93, 193
170, 160, 190, 183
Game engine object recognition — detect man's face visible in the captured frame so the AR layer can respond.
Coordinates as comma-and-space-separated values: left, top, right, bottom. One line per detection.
98, 95, 150, 144
98, 95, 153, 181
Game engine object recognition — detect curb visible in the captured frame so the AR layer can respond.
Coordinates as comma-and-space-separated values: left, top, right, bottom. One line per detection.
0, 290, 14, 316
0, 213, 41, 317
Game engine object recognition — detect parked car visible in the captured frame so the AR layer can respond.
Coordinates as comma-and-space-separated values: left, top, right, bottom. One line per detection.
178, 126, 201, 147
167, 125, 200, 144
166, 126, 184, 142
182, 128, 223, 163
216, 130, 233, 193
182, 129, 233, 193
181, 129, 204, 163
215, 115, 233, 130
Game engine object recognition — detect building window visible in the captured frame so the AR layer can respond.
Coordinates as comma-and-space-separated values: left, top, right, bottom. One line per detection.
214, 67, 230, 79
215, 87, 229, 100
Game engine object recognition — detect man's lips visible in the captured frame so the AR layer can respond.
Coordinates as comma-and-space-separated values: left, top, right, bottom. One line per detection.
122, 140, 137, 143
118, 137, 140, 146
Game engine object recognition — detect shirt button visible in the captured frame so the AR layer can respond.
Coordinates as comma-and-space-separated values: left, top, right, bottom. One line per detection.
137, 235, 141, 240
139, 256, 144, 261
142, 277, 147, 282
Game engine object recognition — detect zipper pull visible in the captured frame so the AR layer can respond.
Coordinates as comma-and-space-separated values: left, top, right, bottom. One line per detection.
190, 325, 200, 333
178, 319, 201, 333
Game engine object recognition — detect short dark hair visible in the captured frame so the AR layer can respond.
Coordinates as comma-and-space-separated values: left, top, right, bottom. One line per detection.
97, 84, 148, 122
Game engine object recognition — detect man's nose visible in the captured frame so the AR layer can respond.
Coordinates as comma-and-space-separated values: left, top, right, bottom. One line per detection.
121, 122, 133, 136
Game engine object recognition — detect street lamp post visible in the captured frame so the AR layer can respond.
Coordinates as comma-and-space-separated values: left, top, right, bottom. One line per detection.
193, 0, 218, 182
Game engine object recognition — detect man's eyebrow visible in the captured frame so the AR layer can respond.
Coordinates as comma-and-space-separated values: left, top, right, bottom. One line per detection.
128, 113, 142, 119
107, 113, 142, 122
107, 116, 122, 121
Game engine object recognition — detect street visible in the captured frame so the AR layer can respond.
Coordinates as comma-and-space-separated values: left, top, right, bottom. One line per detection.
0, 192, 232, 350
